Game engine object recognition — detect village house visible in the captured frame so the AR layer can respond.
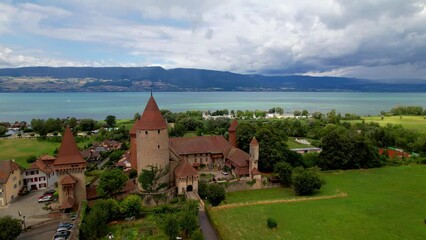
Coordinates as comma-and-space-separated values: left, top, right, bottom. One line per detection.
23, 155, 58, 190
0, 160, 25, 206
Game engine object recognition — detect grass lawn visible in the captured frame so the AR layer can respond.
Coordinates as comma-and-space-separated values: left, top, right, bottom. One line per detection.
0, 138, 60, 168
0, 137, 92, 168
117, 119, 135, 130
209, 165, 426, 240
286, 137, 314, 149
346, 115, 426, 134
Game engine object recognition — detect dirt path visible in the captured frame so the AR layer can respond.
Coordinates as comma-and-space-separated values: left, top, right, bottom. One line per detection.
211, 192, 348, 210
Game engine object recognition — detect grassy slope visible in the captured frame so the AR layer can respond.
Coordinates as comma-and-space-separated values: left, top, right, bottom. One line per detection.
286, 137, 314, 149
209, 166, 426, 240
0, 138, 91, 168
347, 116, 426, 134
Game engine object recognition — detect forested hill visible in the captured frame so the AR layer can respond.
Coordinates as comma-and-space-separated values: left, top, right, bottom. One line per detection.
0, 66, 425, 92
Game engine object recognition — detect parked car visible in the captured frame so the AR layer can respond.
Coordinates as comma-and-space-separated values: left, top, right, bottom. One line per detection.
44, 189, 56, 195
58, 223, 74, 229
54, 230, 70, 239
222, 171, 229, 175
57, 227, 72, 232
38, 195, 53, 203
39, 193, 53, 199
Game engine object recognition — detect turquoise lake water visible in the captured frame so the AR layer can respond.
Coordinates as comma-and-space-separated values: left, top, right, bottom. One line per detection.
1, 92, 426, 122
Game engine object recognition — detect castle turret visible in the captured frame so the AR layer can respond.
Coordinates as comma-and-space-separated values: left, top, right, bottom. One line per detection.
54, 127, 86, 211
228, 119, 238, 148
249, 137, 260, 179
130, 96, 169, 190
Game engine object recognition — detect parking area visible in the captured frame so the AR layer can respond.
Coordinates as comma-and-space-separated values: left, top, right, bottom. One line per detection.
200, 170, 233, 181
0, 189, 56, 227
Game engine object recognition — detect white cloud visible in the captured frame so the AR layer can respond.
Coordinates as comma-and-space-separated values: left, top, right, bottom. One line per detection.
0, 0, 425, 81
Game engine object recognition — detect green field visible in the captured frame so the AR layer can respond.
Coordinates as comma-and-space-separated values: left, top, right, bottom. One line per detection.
347, 115, 426, 134
209, 166, 426, 240
0, 139, 60, 168
286, 137, 314, 149
0, 138, 91, 168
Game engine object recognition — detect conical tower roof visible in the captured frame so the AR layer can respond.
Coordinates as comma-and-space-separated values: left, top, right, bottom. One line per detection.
228, 119, 238, 131
54, 127, 85, 166
131, 96, 167, 133
250, 137, 258, 145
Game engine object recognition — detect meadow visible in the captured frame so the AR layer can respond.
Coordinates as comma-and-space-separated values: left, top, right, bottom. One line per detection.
0, 138, 91, 168
208, 165, 426, 240
347, 115, 426, 134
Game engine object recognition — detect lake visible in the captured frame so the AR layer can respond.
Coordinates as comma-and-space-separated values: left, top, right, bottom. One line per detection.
1, 92, 426, 122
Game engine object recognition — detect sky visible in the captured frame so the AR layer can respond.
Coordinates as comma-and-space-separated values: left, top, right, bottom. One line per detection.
0, 0, 425, 82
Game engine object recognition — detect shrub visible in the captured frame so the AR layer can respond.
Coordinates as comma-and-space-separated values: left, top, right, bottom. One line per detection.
292, 167, 324, 196
274, 161, 293, 186
26, 155, 37, 163
207, 183, 226, 206
120, 195, 142, 218
267, 218, 277, 229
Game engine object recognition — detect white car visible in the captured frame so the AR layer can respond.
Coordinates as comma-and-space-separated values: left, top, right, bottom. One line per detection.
222, 171, 229, 175
38, 195, 53, 203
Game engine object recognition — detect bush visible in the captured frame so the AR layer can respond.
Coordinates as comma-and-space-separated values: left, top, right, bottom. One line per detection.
26, 155, 37, 163
120, 195, 142, 218
0, 216, 22, 240
207, 183, 226, 206
292, 167, 324, 196
274, 161, 293, 186
267, 218, 277, 229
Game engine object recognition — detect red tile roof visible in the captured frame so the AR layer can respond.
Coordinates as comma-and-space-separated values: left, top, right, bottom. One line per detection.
86, 179, 136, 200
170, 136, 230, 155
54, 127, 85, 166
250, 137, 258, 145
130, 96, 167, 133
29, 159, 53, 174
60, 174, 77, 185
378, 148, 411, 158
226, 148, 249, 167
174, 160, 198, 178
59, 196, 75, 209
0, 160, 23, 184
234, 166, 249, 176
39, 154, 56, 161
228, 119, 238, 131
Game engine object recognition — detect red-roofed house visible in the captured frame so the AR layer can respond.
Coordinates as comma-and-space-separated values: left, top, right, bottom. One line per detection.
0, 160, 24, 206
23, 154, 58, 190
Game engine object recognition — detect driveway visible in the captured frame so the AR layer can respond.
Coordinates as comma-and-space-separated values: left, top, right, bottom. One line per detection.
0, 189, 56, 227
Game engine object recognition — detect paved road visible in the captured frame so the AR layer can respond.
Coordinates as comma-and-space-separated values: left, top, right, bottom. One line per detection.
0, 190, 53, 227
199, 209, 219, 240
18, 220, 61, 240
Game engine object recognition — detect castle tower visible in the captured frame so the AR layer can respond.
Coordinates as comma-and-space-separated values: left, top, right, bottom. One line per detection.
249, 137, 260, 178
130, 96, 169, 190
228, 119, 238, 148
53, 127, 86, 211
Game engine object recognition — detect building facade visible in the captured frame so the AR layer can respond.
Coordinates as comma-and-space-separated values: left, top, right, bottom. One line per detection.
0, 160, 24, 206
23, 155, 57, 190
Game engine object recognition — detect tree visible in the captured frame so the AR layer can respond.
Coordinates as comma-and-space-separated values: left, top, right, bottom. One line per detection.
274, 162, 293, 186
198, 180, 209, 199
26, 155, 37, 163
302, 109, 309, 117
276, 107, 284, 115
236, 122, 257, 152
207, 183, 225, 206
105, 115, 116, 128
79, 119, 96, 131
161, 214, 179, 240
67, 117, 78, 129
0, 216, 22, 240
292, 167, 324, 196
120, 195, 142, 218
80, 206, 108, 240
293, 110, 302, 116
179, 210, 198, 238
96, 169, 128, 198
92, 198, 120, 222
0, 126, 7, 136
138, 165, 169, 193
133, 112, 141, 120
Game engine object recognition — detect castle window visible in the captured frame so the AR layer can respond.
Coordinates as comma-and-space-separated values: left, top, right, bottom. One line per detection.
145, 131, 148, 135
158, 145, 160, 149
158, 130, 160, 134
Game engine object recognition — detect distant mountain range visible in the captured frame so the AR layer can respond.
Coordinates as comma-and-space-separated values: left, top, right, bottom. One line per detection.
0, 66, 425, 92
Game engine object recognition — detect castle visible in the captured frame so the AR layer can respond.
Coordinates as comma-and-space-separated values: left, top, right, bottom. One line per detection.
130, 95, 261, 195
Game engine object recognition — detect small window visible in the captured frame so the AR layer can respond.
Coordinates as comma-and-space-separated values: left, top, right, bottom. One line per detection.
158, 145, 160, 149
158, 130, 160, 134
145, 131, 148, 135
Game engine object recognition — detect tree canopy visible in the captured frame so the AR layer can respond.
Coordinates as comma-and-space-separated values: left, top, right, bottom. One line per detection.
96, 169, 128, 198
138, 165, 169, 193
0, 216, 22, 240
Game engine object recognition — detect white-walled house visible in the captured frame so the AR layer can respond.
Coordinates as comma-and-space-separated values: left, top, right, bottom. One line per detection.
0, 160, 24, 206
23, 155, 58, 190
